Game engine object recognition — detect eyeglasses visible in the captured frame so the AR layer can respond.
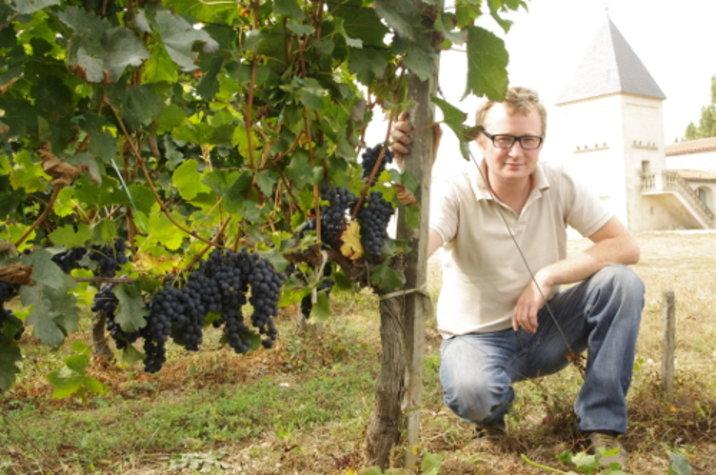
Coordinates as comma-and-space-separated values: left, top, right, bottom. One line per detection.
481, 130, 543, 150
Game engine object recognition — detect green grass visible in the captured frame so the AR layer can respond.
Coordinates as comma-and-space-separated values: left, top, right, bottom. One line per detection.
1, 231, 715, 474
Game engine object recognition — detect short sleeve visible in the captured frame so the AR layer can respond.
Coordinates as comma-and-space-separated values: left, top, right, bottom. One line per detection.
429, 177, 460, 243
562, 171, 612, 237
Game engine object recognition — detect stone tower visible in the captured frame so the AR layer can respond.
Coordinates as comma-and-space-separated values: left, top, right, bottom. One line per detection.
554, 17, 672, 231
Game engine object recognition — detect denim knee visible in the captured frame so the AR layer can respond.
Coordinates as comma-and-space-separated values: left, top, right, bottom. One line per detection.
592, 265, 644, 297
442, 373, 513, 424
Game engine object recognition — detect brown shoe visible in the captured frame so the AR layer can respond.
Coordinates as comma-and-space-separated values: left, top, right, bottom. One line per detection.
475, 420, 506, 441
589, 432, 627, 469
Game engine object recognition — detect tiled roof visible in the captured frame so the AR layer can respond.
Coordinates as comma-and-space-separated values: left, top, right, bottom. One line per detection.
666, 137, 716, 156
557, 18, 666, 105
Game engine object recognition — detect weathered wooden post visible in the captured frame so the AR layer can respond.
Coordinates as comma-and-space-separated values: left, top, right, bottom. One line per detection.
661, 290, 676, 396
364, 1, 440, 470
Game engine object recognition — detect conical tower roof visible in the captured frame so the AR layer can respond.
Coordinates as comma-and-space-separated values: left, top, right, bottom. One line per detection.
557, 18, 665, 105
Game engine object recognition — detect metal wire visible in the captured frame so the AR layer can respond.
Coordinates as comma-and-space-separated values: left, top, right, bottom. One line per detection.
467, 149, 585, 377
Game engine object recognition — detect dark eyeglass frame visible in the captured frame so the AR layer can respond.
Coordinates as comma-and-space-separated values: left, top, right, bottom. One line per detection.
481, 130, 544, 150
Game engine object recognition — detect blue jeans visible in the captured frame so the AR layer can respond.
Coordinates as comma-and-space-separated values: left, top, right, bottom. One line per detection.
439, 265, 644, 434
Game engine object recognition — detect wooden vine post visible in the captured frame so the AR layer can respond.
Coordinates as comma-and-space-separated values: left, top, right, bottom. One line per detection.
661, 290, 676, 396
364, 1, 441, 469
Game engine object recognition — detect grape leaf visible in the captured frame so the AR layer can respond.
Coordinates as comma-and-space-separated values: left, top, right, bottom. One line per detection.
144, 205, 185, 251
172, 159, 210, 201
112, 284, 148, 333
347, 47, 388, 85
12, 0, 60, 15
370, 263, 405, 293
49, 223, 91, 248
155, 9, 218, 72
331, 1, 387, 47
313, 291, 330, 320
464, 26, 508, 100
0, 337, 22, 391
21, 284, 79, 347
20, 248, 75, 291
142, 42, 179, 84
273, 0, 304, 19
374, 0, 420, 41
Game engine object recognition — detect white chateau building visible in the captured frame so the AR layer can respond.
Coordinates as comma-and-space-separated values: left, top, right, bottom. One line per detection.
553, 17, 716, 231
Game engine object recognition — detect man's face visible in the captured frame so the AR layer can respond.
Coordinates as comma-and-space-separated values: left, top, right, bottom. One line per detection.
477, 103, 543, 183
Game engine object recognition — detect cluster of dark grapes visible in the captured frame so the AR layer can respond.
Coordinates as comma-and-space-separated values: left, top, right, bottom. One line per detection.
300, 263, 334, 319
360, 144, 393, 185
0, 282, 23, 341
320, 186, 357, 244
52, 239, 128, 277
52, 247, 87, 273
357, 191, 395, 262
114, 249, 285, 373
91, 284, 140, 351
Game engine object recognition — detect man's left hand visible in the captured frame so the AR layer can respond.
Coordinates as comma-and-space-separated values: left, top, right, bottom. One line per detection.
512, 270, 553, 334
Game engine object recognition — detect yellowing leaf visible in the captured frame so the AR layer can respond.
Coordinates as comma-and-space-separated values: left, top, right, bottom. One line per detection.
339, 220, 364, 261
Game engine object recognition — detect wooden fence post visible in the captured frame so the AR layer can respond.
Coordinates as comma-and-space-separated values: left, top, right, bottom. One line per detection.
661, 290, 675, 396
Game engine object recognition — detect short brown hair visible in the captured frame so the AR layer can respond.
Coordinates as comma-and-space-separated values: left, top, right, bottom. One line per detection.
475, 86, 547, 136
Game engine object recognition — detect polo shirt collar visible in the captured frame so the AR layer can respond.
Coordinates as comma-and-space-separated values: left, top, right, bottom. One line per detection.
469, 160, 551, 201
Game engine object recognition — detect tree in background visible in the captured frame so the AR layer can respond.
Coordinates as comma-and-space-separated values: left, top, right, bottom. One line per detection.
684, 75, 716, 139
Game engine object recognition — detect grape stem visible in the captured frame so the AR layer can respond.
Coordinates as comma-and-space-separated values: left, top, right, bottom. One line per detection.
14, 184, 62, 249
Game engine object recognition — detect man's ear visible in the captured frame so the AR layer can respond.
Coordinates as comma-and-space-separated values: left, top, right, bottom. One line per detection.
475, 134, 488, 153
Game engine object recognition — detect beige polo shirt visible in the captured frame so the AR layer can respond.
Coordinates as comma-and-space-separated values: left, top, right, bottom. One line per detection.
431, 161, 611, 338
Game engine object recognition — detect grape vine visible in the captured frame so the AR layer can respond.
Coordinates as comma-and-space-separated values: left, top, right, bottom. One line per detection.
0, 0, 519, 390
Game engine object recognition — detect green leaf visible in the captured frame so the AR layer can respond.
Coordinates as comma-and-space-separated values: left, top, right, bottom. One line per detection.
394, 37, 436, 82
155, 10, 218, 72
313, 291, 330, 320
464, 26, 508, 100
12, 0, 60, 15
20, 284, 79, 347
374, 0, 421, 41
142, 42, 179, 84
203, 169, 240, 195
113, 284, 148, 333
111, 85, 165, 128
255, 170, 278, 197
455, 0, 482, 29
104, 28, 150, 79
0, 337, 22, 391
331, 2, 388, 47
273, 0, 304, 19
57, 7, 148, 82
47, 341, 106, 399
49, 223, 92, 248
348, 47, 388, 85
370, 263, 405, 293
48, 369, 83, 399
172, 159, 211, 201
157, 104, 185, 133
432, 96, 467, 134
144, 204, 185, 251
64, 352, 90, 373
20, 248, 75, 291
121, 343, 145, 364
570, 451, 598, 471
286, 20, 314, 36
284, 150, 313, 188
668, 452, 694, 475
9, 150, 50, 193
420, 451, 443, 475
